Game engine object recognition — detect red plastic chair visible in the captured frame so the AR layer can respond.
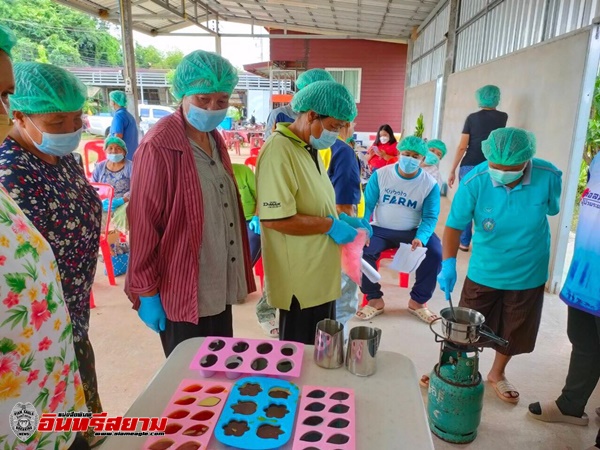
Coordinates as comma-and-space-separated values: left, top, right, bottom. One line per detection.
83, 140, 106, 179
250, 147, 260, 157
90, 183, 116, 287
245, 156, 257, 171
361, 248, 410, 307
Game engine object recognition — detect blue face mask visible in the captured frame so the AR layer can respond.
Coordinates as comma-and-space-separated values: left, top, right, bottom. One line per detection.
26, 116, 82, 157
399, 155, 422, 174
186, 104, 228, 132
488, 167, 525, 185
425, 151, 440, 166
310, 120, 339, 150
107, 153, 125, 163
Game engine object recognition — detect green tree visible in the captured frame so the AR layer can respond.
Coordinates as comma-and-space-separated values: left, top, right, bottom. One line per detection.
163, 50, 184, 69
135, 44, 164, 68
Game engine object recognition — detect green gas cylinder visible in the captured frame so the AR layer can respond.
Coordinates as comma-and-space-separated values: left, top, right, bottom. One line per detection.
427, 352, 484, 444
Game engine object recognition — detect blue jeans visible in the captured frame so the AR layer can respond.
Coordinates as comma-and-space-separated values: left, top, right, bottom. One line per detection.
361, 226, 442, 304
458, 165, 475, 246
246, 220, 261, 267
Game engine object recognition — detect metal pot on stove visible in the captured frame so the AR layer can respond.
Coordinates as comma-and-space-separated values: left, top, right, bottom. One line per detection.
439, 307, 508, 347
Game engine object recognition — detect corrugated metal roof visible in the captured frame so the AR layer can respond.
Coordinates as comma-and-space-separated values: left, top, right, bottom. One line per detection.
55, 0, 442, 39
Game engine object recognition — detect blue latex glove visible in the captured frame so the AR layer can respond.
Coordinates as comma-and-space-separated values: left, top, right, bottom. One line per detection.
138, 294, 167, 333
249, 215, 261, 235
111, 197, 125, 211
437, 258, 457, 298
325, 215, 358, 245
102, 198, 110, 212
338, 212, 373, 238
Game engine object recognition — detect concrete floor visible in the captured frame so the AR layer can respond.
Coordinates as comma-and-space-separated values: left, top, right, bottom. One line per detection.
91, 147, 599, 450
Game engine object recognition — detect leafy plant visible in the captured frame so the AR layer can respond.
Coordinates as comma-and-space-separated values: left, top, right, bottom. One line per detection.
414, 114, 424, 138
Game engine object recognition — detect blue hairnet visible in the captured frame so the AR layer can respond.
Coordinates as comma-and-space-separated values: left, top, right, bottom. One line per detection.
104, 136, 127, 153
427, 139, 447, 157
291, 81, 357, 122
172, 50, 239, 100
476, 85, 501, 108
397, 136, 428, 157
296, 69, 334, 91
482, 127, 536, 166
109, 91, 127, 107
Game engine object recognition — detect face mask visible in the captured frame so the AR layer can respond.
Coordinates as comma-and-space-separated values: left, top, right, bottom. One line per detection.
107, 153, 125, 163
399, 155, 422, 174
309, 120, 339, 149
0, 115, 13, 142
425, 151, 440, 166
186, 103, 228, 132
379, 136, 389, 144
25, 116, 82, 157
488, 167, 525, 185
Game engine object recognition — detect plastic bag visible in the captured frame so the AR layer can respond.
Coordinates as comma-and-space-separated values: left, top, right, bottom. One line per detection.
341, 229, 367, 284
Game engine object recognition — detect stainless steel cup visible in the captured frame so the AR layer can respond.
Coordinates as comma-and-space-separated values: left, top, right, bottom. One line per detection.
314, 319, 344, 369
345, 326, 382, 376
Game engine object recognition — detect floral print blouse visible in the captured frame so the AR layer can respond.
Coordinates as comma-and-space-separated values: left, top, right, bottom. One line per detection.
0, 138, 102, 341
0, 187, 87, 450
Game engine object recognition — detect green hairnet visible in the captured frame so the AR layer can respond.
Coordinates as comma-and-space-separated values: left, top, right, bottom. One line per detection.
291, 81, 357, 122
104, 135, 127, 153
476, 85, 501, 108
428, 139, 447, 157
482, 127, 536, 165
397, 136, 428, 157
0, 25, 16, 57
109, 90, 127, 107
296, 69, 334, 91
10, 62, 86, 115
172, 50, 239, 101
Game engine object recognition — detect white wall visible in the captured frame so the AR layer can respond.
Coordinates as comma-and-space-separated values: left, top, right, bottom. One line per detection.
405, 27, 593, 291
402, 80, 437, 137
247, 90, 271, 123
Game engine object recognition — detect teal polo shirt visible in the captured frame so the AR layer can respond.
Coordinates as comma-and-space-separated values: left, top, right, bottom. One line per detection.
447, 159, 562, 290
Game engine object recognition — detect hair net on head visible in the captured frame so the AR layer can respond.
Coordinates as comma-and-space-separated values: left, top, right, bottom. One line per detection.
476, 85, 501, 108
482, 127, 536, 166
10, 62, 86, 115
296, 69, 334, 91
291, 81, 357, 122
104, 136, 127, 153
427, 139, 447, 157
397, 136, 428, 157
0, 25, 16, 57
109, 90, 127, 107
172, 50, 239, 101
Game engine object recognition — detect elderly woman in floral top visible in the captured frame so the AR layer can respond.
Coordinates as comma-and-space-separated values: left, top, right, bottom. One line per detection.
0, 25, 90, 450
0, 61, 103, 425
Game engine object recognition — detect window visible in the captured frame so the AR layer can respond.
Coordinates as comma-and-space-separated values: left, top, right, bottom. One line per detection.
152, 109, 171, 119
325, 68, 362, 103
139, 108, 150, 118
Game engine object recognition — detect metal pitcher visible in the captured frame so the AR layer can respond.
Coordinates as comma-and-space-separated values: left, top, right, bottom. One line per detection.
345, 326, 382, 376
314, 319, 345, 369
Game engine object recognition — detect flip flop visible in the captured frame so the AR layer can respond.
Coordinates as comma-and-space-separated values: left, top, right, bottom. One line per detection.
355, 305, 384, 321
459, 245, 470, 252
259, 318, 279, 337
408, 307, 439, 324
419, 374, 430, 389
489, 379, 520, 404
527, 401, 589, 426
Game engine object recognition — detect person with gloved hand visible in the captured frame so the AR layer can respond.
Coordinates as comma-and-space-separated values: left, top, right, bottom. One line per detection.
438, 127, 562, 404
256, 80, 360, 344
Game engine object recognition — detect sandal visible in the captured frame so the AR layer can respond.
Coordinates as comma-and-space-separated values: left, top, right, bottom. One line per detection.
419, 374, 430, 389
408, 307, 439, 324
459, 244, 470, 252
489, 379, 520, 404
355, 305, 384, 321
527, 401, 589, 425
259, 318, 279, 337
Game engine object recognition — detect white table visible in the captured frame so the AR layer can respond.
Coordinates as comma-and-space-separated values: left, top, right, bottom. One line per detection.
101, 338, 434, 450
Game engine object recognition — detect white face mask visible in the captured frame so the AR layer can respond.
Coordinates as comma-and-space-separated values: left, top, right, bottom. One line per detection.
379, 136, 389, 144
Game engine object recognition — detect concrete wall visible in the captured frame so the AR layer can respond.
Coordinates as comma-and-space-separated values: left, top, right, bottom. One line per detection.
405, 28, 592, 291
402, 80, 436, 137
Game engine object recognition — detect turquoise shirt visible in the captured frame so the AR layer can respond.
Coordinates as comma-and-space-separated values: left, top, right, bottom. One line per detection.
447, 159, 562, 290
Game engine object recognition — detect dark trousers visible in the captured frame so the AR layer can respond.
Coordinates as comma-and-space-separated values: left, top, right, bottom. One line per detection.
556, 306, 600, 417
159, 306, 233, 357
458, 165, 475, 246
279, 296, 335, 344
246, 220, 261, 267
361, 226, 442, 304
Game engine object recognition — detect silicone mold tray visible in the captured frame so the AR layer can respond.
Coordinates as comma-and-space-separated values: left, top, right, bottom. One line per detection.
189, 337, 304, 379
143, 378, 231, 450
214, 376, 300, 449
291, 386, 356, 450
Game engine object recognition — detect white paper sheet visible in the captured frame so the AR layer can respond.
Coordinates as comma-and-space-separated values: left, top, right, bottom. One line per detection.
387, 243, 428, 274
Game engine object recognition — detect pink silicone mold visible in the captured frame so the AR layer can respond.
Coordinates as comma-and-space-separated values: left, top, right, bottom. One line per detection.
189, 337, 304, 379
143, 378, 231, 450
291, 386, 355, 450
